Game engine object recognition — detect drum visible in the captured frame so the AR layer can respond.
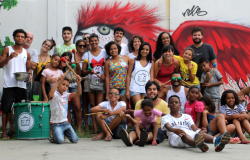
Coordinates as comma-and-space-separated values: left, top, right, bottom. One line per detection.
14, 102, 50, 139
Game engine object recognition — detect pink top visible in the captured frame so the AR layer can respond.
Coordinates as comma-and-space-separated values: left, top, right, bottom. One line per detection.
41, 68, 64, 88
134, 108, 162, 125
156, 58, 175, 85
185, 101, 204, 124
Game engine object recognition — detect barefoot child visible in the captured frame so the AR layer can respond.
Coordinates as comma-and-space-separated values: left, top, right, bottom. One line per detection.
201, 96, 235, 136
185, 86, 204, 128
49, 75, 82, 144
123, 98, 166, 146
220, 90, 250, 144
161, 95, 230, 152
174, 47, 200, 88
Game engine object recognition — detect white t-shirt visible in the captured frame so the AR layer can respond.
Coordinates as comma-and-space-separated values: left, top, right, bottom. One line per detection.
99, 101, 126, 123
26, 47, 38, 63
161, 114, 194, 137
127, 52, 137, 59
82, 49, 108, 79
120, 43, 129, 56
50, 91, 71, 123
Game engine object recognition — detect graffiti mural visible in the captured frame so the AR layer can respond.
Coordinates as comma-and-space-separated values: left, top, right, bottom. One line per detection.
73, 1, 168, 51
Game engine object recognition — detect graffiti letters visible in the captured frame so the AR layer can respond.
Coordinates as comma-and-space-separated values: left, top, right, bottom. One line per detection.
182, 5, 207, 17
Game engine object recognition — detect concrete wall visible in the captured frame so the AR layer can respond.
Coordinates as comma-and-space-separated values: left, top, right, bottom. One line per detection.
0, 0, 250, 94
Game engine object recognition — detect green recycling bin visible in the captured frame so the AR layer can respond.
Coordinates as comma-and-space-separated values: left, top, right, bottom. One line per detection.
14, 102, 50, 139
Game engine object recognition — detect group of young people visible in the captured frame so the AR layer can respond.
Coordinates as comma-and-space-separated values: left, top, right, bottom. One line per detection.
1, 26, 250, 153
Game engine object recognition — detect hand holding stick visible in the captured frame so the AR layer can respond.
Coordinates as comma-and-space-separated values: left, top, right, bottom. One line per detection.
88, 67, 102, 79
208, 63, 217, 84
103, 120, 113, 135
61, 57, 78, 77
63, 64, 76, 76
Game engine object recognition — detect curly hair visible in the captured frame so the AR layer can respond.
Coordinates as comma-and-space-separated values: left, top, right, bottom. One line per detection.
221, 90, 239, 106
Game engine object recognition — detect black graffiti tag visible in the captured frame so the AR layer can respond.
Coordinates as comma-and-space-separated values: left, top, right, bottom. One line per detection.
182, 5, 207, 17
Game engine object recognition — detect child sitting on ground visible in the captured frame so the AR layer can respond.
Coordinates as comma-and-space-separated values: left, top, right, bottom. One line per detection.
201, 96, 235, 137
122, 98, 166, 146
49, 75, 82, 144
220, 90, 250, 144
199, 57, 223, 111
161, 95, 230, 152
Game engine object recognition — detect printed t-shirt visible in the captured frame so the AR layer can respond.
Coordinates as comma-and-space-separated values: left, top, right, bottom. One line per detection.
41, 68, 64, 88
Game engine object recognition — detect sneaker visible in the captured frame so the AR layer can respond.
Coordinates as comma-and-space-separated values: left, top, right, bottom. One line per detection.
214, 131, 230, 152
194, 134, 209, 152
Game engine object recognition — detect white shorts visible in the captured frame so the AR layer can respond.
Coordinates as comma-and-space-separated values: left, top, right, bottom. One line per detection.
168, 129, 200, 148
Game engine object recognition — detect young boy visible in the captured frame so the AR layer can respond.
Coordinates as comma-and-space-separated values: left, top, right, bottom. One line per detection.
113, 27, 129, 56
49, 75, 82, 144
161, 95, 230, 152
54, 26, 76, 56
198, 57, 223, 110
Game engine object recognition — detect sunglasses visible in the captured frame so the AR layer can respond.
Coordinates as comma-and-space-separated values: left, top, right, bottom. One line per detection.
78, 45, 86, 48
109, 92, 119, 96
171, 77, 182, 81
83, 36, 90, 40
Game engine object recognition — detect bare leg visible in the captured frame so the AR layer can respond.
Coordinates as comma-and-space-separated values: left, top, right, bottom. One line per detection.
108, 115, 122, 130
233, 119, 249, 142
146, 132, 153, 142
128, 131, 138, 143
241, 119, 250, 135
82, 92, 89, 131
134, 124, 146, 140
209, 114, 227, 134
131, 95, 142, 109
8, 113, 14, 132
226, 124, 235, 135
2, 112, 9, 139
88, 92, 97, 134
199, 131, 214, 143
181, 134, 196, 147
72, 95, 82, 133
94, 114, 110, 138
151, 122, 158, 142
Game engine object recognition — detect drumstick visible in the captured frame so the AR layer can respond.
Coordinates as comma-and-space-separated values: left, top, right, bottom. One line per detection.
88, 67, 102, 79
61, 57, 78, 77
63, 64, 76, 76
208, 63, 217, 84
85, 112, 104, 115
103, 120, 113, 135
75, 59, 89, 64
161, 77, 182, 87
181, 80, 191, 86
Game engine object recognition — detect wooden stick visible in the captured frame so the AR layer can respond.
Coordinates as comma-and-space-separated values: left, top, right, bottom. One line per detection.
63, 69, 71, 76
103, 120, 113, 135
65, 62, 78, 77
208, 68, 215, 84
85, 112, 104, 115
181, 80, 191, 86
161, 79, 171, 87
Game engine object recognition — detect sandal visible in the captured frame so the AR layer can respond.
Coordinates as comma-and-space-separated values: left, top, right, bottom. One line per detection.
92, 135, 103, 141
119, 128, 132, 146
139, 130, 148, 147
229, 137, 241, 144
1, 134, 10, 140
104, 136, 112, 141
241, 141, 250, 144
152, 141, 157, 146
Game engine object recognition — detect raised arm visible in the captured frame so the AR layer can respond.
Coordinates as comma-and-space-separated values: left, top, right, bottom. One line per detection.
69, 75, 82, 99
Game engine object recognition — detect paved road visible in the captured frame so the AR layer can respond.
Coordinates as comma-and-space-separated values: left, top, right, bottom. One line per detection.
0, 139, 248, 160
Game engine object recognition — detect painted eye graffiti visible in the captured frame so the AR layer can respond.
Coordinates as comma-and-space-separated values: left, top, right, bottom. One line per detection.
97, 26, 110, 35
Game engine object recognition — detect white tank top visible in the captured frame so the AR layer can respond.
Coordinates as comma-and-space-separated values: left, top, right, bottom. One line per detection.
129, 60, 152, 93
166, 85, 187, 113
3, 46, 27, 89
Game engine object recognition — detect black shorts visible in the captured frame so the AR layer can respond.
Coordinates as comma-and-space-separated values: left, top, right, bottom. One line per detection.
1, 87, 26, 113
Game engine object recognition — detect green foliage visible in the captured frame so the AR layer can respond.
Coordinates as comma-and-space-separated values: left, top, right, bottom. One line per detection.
0, 40, 3, 56
4, 36, 14, 46
1, 0, 18, 10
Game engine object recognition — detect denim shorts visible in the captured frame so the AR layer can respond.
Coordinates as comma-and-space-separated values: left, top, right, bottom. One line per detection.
130, 127, 165, 144
130, 91, 147, 97
118, 89, 126, 96
101, 119, 127, 139
207, 124, 217, 136
50, 122, 78, 144
67, 86, 77, 93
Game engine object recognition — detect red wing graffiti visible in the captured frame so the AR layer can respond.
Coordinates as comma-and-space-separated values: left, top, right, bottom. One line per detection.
172, 21, 250, 88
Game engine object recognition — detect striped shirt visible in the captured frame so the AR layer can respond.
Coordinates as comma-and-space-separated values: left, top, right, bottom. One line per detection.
220, 104, 245, 116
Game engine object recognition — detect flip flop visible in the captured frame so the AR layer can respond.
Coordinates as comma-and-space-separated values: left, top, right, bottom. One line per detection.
119, 128, 132, 146
139, 130, 148, 147
152, 141, 158, 146
1, 135, 10, 140
104, 136, 112, 141
241, 141, 250, 144
92, 135, 103, 141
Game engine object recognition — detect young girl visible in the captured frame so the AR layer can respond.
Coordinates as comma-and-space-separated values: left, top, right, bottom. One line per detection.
41, 54, 63, 101
104, 41, 130, 102
185, 86, 204, 127
126, 42, 154, 109
123, 98, 166, 146
201, 96, 235, 136
220, 90, 250, 144
174, 47, 200, 87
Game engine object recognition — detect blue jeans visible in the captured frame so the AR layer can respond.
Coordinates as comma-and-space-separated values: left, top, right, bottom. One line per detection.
50, 122, 79, 144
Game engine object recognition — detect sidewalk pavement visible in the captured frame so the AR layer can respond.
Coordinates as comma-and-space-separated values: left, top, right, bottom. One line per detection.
0, 138, 248, 160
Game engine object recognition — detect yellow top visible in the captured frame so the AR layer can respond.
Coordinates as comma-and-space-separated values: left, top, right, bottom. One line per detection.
37, 60, 50, 74
174, 55, 200, 86
135, 99, 170, 128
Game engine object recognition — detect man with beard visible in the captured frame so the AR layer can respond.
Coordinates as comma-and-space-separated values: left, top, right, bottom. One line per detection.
189, 27, 217, 80
54, 26, 76, 56
158, 72, 189, 113
0, 29, 31, 139
22, 32, 38, 100
119, 81, 169, 146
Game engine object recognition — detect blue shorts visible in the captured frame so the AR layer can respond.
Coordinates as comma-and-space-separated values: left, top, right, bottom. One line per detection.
101, 119, 127, 139
118, 89, 126, 96
67, 86, 77, 93
130, 91, 147, 97
130, 127, 165, 144
207, 124, 217, 136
